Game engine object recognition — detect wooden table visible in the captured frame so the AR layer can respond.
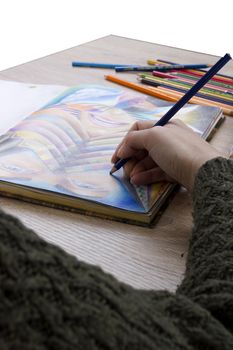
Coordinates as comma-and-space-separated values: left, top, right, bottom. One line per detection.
0, 35, 232, 292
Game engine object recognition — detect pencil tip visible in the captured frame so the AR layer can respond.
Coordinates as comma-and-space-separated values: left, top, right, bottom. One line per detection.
110, 166, 117, 175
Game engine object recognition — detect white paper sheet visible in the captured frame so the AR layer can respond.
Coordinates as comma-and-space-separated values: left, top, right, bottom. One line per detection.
0, 80, 67, 134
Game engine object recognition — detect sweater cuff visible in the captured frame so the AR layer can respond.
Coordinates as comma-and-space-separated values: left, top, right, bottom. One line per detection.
193, 157, 233, 217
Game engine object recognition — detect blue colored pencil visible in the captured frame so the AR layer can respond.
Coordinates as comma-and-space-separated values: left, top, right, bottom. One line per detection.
110, 53, 232, 174
115, 64, 210, 72
72, 61, 135, 69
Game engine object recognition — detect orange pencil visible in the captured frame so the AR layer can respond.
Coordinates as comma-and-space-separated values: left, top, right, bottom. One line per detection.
105, 74, 233, 116
105, 75, 177, 102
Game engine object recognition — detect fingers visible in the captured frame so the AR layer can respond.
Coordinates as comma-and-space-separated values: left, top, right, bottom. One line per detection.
118, 129, 149, 159
111, 129, 149, 165
130, 156, 156, 177
128, 155, 175, 185
166, 118, 189, 130
111, 120, 155, 163
111, 141, 124, 163
128, 120, 155, 131
112, 118, 194, 165
123, 155, 175, 186
123, 153, 157, 180
123, 150, 148, 178
111, 119, 187, 163
131, 167, 175, 186
110, 117, 222, 191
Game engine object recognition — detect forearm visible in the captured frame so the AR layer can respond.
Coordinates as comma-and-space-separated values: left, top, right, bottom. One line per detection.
177, 158, 233, 327
0, 189, 233, 348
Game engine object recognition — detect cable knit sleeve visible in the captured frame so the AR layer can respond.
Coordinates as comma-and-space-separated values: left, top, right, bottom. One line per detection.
0, 157, 233, 349
177, 157, 233, 331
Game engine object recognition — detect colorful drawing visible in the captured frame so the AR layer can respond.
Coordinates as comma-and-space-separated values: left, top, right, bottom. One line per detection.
0, 85, 221, 214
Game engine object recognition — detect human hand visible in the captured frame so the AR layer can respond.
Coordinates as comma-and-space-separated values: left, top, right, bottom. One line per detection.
111, 119, 223, 191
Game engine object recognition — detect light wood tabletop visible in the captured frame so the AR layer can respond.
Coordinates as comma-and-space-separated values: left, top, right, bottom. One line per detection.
0, 35, 232, 292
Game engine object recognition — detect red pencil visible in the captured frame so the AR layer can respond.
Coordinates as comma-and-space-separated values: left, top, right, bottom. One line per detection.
149, 59, 233, 85
180, 69, 233, 85
152, 71, 233, 93
151, 71, 176, 79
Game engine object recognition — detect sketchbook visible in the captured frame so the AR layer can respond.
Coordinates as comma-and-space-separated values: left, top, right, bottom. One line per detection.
0, 84, 223, 225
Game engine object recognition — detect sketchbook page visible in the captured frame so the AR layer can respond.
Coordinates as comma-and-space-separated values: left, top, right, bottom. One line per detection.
0, 85, 221, 214
0, 80, 67, 135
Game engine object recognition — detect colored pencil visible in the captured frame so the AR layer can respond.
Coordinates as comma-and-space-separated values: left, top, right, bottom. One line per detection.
115, 64, 210, 73
152, 71, 178, 79
148, 58, 233, 81
155, 58, 233, 84
142, 73, 233, 95
152, 71, 233, 93
72, 62, 135, 69
167, 71, 233, 89
139, 78, 233, 106
179, 69, 233, 85
110, 53, 232, 174
139, 76, 233, 103
160, 59, 233, 80
160, 78, 233, 97
105, 75, 177, 102
106, 75, 233, 116
105, 74, 233, 115
154, 86, 233, 116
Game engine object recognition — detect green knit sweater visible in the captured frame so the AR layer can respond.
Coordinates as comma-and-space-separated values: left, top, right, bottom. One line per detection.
0, 157, 233, 350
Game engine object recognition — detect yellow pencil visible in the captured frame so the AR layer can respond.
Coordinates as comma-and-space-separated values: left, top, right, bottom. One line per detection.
140, 76, 233, 102
147, 59, 163, 65
155, 86, 233, 116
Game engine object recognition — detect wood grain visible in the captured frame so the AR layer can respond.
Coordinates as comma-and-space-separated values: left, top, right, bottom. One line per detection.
0, 35, 232, 292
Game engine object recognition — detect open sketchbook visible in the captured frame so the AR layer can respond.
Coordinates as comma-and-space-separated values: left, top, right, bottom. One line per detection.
0, 84, 223, 225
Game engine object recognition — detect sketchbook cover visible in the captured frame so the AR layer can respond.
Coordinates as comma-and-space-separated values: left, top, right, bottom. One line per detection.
0, 85, 222, 224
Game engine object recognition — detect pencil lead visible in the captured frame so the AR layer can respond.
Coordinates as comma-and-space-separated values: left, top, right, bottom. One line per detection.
110, 166, 117, 175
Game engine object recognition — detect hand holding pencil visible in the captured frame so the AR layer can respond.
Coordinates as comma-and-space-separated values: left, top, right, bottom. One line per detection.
110, 53, 232, 175
111, 119, 222, 191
